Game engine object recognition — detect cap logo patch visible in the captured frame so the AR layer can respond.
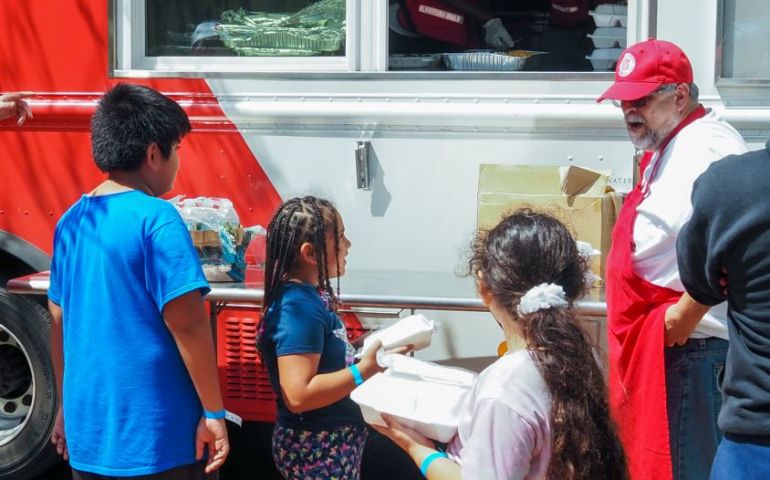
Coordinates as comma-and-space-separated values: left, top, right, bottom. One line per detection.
618, 52, 636, 77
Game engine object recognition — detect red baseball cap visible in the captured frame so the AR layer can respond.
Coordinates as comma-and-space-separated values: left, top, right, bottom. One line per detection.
597, 39, 693, 103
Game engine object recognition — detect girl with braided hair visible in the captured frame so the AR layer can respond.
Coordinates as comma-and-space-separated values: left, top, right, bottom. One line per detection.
375, 208, 628, 479
257, 195, 386, 479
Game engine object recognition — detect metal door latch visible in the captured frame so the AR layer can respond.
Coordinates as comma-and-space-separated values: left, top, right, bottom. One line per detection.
355, 141, 371, 190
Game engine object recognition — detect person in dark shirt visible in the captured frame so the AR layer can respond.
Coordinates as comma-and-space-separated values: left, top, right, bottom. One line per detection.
677, 140, 770, 480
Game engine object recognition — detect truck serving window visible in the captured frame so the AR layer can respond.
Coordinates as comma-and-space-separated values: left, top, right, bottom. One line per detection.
114, 0, 354, 74
113, 0, 631, 75
718, 0, 770, 82
387, 1, 628, 72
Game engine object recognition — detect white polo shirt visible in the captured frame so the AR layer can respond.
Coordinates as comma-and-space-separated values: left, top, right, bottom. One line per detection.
632, 108, 748, 339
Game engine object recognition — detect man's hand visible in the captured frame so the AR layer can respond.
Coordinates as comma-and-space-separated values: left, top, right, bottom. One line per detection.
0, 92, 33, 124
50, 406, 68, 460
483, 18, 515, 50
719, 267, 728, 296
195, 417, 229, 473
664, 304, 692, 347
664, 293, 711, 347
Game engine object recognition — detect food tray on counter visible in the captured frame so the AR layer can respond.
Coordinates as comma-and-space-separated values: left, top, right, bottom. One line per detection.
442, 50, 544, 71
217, 24, 344, 54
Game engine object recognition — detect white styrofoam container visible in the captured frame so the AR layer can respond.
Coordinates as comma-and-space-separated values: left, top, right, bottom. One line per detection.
589, 4, 628, 27
577, 240, 602, 288
361, 314, 436, 354
588, 27, 627, 49
576, 240, 601, 259
586, 48, 623, 71
351, 356, 476, 442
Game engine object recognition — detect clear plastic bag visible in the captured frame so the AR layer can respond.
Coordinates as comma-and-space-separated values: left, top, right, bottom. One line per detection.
170, 196, 252, 282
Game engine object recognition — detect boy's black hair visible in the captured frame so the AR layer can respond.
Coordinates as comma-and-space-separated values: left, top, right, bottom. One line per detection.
90, 83, 191, 172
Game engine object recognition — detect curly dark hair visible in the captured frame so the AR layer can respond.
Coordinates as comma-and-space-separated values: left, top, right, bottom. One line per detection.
257, 196, 341, 347
470, 208, 628, 480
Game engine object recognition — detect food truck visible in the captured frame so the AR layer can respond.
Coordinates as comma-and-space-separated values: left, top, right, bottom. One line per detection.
1, 0, 769, 477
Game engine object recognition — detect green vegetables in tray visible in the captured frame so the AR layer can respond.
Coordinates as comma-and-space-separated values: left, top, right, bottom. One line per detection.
217, 0, 345, 56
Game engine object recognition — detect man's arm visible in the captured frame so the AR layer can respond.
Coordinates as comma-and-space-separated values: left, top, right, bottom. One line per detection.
163, 290, 229, 473
664, 293, 711, 346
48, 301, 68, 460
441, 0, 515, 49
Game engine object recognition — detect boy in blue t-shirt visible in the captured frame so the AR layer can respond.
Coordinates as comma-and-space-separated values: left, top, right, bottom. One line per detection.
47, 84, 229, 479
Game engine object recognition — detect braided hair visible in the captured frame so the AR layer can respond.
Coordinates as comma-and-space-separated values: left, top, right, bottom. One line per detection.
258, 196, 341, 346
470, 208, 628, 480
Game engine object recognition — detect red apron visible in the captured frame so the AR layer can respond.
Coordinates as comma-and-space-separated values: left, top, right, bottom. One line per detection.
606, 106, 706, 479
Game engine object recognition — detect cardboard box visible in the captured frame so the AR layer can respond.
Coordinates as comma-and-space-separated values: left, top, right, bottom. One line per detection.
477, 164, 624, 281
190, 225, 244, 248
188, 225, 249, 282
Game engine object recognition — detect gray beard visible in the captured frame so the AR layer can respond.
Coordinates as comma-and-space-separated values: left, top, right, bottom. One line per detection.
628, 113, 682, 151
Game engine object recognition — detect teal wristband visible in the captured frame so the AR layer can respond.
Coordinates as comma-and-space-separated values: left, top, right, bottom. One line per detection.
203, 409, 226, 420
420, 451, 448, 477
349, 364, 364, 386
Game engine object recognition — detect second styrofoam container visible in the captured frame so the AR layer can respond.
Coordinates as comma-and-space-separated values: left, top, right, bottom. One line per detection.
361, 314, 436, 354
588, 27, 627, 49
586, 48, 623, 71
589, 4, 628, 27
351, 356, 476, 442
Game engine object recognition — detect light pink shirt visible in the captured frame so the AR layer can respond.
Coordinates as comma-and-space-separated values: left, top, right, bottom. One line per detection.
447, 349, 551, 480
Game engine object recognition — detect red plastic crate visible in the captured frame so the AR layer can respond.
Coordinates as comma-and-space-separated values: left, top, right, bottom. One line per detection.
216, 306, 367, 422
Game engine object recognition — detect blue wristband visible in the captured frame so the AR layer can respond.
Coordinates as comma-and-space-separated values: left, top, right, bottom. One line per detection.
349, 364, 364, 386
203, 409, 226, 420
420, 451, 448, 477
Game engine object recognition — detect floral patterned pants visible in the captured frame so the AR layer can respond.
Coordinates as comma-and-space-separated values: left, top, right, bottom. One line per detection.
272, 423, 367, 480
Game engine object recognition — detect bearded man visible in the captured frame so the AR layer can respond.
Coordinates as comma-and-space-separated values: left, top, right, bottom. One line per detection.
596, 39, 748, 480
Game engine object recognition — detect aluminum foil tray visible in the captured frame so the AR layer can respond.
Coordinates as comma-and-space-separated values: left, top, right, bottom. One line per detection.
442, 50, 543, 71
218, 25, 344, 53
231, 47, 321, 56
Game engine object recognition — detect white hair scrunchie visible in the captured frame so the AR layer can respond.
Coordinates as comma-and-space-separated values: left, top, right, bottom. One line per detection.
517, 283, 568, 315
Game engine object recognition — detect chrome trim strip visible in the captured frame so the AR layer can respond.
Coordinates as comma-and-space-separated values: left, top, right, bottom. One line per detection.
7, 275, 606, 316
111, 69, 614, 81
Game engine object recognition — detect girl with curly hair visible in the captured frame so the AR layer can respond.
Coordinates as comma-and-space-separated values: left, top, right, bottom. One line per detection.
375, 209, 628, 479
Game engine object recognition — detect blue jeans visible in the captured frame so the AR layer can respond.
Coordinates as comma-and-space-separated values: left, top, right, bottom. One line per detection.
665, 337, 727, 480
711, 434, 770, 480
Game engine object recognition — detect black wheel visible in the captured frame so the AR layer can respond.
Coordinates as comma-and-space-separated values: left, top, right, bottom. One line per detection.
0, 289, 61, 479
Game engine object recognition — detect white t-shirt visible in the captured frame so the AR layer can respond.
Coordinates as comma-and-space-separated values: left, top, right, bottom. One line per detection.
447, 349, 551, 480
632, 108, 748, 339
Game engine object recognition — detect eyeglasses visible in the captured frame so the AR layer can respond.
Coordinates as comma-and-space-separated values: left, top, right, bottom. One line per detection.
612, 84, 678, 108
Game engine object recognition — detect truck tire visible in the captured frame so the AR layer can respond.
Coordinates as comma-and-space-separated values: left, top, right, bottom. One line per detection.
0, 289, 60, 479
